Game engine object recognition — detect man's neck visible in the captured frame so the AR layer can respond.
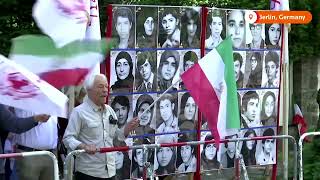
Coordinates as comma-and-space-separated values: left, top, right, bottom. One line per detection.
164, 115, 174, 127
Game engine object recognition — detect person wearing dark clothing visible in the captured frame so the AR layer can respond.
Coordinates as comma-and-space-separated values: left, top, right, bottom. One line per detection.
0, 104, 49, 180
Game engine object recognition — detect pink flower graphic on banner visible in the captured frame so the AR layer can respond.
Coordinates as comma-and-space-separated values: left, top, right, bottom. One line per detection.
0, 72, 40, 100
54, 0, 89, 24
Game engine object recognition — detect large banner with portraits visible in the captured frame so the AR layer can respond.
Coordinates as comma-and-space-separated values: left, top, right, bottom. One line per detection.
106, 4, 282, 178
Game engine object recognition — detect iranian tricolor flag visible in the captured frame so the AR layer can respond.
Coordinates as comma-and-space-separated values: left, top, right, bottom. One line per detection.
181, 37, 240, 147
10, 35, 107, 89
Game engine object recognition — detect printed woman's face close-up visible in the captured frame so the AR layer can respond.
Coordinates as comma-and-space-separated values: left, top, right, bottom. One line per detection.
116, 58, 130, 80
162, 14, 178, 35
115, 151, 124, 169
159, 99, 174, 122
205, 144, 216, 160
161, 57, 177, 80
246, 133, 256, 150
266, 61, 277, 81
138, 102, 152, 126
210, 16, 223, 39
264, 95, 275, 117
116, 16, 132, 40
227, 10, 245, 48
264, 139, 274, 154
181, 145, 192, 163
157, 147, 173, 167
134, 149, 146, 167
144, 17, 154, 36
250, 56, 258, 71
184, 97, 196, 120
184, 60, 194, 71
187, 19, 197, 37
268, 24, 281, 45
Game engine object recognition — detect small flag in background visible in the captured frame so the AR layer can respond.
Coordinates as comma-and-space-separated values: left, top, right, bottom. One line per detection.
0, 55, 68, 117
293, 104, 310, 142
181, 37, 240, 148
10, 35, 109, 89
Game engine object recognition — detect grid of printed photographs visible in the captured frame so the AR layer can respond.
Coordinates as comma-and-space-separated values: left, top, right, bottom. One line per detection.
108, 5, 281, 178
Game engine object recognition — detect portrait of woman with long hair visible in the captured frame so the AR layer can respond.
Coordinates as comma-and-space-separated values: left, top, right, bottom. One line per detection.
241, 129, 257, 166
201, 134, 220, 171
181, 8, 200, 48
260, 91, 277, 126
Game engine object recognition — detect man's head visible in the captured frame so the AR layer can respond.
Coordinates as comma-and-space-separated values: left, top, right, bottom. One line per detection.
233, 52, 243, 80
161, 9, 179, 36
183, 51, 197, 71
114, 7, 133, 40
265, 51, 279, 82
159, 50, 180, 81
242, 91, 259, 121
84, 74, 108, 107
111, 96, 130, 126
227, 10, 245, 48
178, 134, 194, 164
262, 128, 275, 154
249, 23, 262, 42
134, 94, 154, 126
208, 9, 223, 39
137, 51, 155, 82
158, 94, 175, 122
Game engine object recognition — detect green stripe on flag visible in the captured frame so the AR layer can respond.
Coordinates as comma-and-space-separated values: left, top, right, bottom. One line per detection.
11, 35, 112, 58
216, 36, 240, 129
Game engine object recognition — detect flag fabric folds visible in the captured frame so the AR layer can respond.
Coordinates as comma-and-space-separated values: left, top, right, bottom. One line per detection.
181, 37, 240, 147
0, 55, 68, 117
33, 0, 88, 47
10, 35, 107, 89
293, 104, 310, 142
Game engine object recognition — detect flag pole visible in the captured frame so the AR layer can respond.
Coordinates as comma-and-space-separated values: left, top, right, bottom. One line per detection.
138, 78, 182, 118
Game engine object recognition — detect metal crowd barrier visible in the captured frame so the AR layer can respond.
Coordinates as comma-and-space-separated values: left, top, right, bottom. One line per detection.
64, 135, 297, 180
0, 151, 59, 180
298, 131, 320, 180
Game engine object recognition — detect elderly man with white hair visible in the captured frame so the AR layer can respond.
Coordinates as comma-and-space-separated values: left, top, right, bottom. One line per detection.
63, 74, 139, 180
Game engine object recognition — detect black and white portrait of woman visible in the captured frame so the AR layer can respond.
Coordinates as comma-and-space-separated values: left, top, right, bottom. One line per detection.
136, 6, 158, 48
205, 9, 226, 49
110, 51, 135, 93
178, 92, 197, 132
112, 6, 135, 49
201, 133, 221, 171
240, 129, 257, 166
180, 7, 201, 48
158, 7, 181, 48
265, 24, 281, 49
113, 139, 131, 180
260, 90, 277, 126
157, 50, 180, 92
154, 135, 177, 176
133, 94, 156, 136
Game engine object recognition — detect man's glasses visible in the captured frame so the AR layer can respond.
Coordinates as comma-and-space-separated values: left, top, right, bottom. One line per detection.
250, 25, 262, 30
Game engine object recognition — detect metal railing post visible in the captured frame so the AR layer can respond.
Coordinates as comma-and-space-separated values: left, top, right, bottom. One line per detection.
64, 149, 85, 180
298, 132, 320, 180
0, 151, 59, 180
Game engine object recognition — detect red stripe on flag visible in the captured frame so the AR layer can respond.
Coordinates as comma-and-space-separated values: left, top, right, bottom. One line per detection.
40, 68, 89, 89
181, 63, 221, 147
